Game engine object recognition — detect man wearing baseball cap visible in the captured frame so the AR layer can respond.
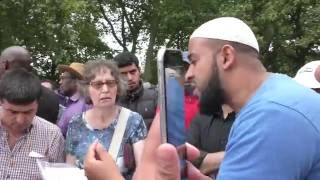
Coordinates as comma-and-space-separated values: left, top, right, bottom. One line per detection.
84, 17, 320, 180
294, 60, 320, 93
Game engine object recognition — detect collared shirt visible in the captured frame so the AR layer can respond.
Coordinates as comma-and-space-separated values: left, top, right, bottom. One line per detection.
56, 91, 81, 121
57, 98, 91, 137
0, 116, 65, 180
56, 90, 81, 108
188, 112, 235, 153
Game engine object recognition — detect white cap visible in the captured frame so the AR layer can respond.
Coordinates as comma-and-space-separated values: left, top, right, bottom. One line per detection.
190, 17, 259, 52
294, 60, 320, 89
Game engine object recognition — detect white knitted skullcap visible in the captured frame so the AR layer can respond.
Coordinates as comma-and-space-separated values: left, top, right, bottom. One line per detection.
190, 17, 259, 52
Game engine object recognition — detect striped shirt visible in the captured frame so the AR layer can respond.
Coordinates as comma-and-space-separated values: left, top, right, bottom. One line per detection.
0, 116, 65, 180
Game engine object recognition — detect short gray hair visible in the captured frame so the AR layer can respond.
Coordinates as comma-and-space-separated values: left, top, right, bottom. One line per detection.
81, 58, 126, 103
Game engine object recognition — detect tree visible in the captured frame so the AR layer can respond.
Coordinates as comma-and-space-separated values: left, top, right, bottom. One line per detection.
219, 0, 320, 75
0, 0, 111, 80
91, 0, 149, 53
1, 0, 319, 82
144, 0, 220, 83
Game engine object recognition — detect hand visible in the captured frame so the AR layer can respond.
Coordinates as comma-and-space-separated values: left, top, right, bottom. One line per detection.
84, 142, 123, 180
134, 114, 211, 180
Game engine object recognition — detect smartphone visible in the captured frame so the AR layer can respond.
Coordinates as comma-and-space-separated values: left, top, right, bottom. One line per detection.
157, 48, 189, 178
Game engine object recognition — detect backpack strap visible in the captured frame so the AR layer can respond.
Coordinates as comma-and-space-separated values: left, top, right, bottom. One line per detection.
108, 107, 131, 161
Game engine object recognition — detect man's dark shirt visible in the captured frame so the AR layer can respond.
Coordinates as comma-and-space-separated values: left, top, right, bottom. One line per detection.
37, 87, 59, 124
187, 112, 236, 153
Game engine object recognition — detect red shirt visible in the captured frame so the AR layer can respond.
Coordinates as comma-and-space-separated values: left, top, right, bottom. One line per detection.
155, 95, 199, 130
184, 95, 199, 129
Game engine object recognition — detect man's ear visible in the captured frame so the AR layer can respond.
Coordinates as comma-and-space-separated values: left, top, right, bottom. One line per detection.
220, 45, 236, 70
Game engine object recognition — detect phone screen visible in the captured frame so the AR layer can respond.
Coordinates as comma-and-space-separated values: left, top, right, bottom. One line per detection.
157, 49, 189, 178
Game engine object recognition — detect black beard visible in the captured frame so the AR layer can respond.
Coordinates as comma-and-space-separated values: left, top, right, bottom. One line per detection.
184, 84, 195, 96
199, 62, 225, 116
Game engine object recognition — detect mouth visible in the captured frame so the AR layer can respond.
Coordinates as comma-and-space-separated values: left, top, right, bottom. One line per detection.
100, 97, 112, 101
127, 82, 136, 87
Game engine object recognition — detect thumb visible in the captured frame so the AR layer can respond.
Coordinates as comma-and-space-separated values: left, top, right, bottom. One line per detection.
85, 141, 98, 161
95, 142, 113, 161
156, 144, 180, 180
187, 162, 212, 180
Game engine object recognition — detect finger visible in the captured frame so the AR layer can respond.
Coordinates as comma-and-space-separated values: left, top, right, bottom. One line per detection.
134, 113, 161, 179
145, 113, 161, 156
95, 143, 112, 161
156, 144, 180, 180
186, 143, 200, 162
187, 161, 212, 180
84, 142, 98, 176
85, 141, 99, 161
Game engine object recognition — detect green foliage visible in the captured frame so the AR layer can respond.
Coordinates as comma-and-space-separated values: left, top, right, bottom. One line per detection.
218, 0, 320, 75
1, 0, 319, 82
149, 0, 320, 77
0, 0, 111, 80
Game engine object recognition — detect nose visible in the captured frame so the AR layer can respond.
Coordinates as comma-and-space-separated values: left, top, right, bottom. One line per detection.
126, 73, 133, 81
101, 83, 109, 92
185, 65, 194, 82
16, 114, 26, 124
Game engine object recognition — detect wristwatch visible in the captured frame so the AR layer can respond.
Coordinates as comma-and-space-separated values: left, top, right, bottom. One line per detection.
190, 151, 208, 168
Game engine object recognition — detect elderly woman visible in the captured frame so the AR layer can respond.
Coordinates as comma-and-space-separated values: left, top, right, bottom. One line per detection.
65, 59, 147, 178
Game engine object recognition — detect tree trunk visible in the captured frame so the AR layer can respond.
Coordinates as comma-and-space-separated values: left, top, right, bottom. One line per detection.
144, 1, 160, 84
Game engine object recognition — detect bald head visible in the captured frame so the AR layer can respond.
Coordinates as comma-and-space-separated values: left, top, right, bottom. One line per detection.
0, 46, 32, 72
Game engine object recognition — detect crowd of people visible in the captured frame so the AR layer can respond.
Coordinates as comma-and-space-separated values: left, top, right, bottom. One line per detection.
0, 16, 320, 180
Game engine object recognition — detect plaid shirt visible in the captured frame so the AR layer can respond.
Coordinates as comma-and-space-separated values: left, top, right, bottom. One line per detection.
0, 116, 65, 180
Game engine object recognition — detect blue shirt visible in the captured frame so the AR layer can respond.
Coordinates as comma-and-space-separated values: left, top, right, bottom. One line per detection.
218, 74, 320, 180
65, 108, 147, 178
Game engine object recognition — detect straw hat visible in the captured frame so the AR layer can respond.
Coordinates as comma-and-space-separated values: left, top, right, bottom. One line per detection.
58, 62, 84, 80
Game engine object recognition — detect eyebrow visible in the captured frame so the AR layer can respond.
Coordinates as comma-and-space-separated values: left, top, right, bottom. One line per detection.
188, 53, 198, 62
6, 109, 34, 113
91, 79, 116, 82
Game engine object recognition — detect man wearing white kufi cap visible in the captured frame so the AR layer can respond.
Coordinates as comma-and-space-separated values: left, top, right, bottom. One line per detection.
294, 60, 320, 93
183, 16, 320, 180
83, 17, 320, 180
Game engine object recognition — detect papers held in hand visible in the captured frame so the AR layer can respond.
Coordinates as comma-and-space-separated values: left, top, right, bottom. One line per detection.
37, 159, 87, 180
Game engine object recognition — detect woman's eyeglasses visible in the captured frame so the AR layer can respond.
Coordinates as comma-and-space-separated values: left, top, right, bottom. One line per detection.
89, 80, 117, 90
